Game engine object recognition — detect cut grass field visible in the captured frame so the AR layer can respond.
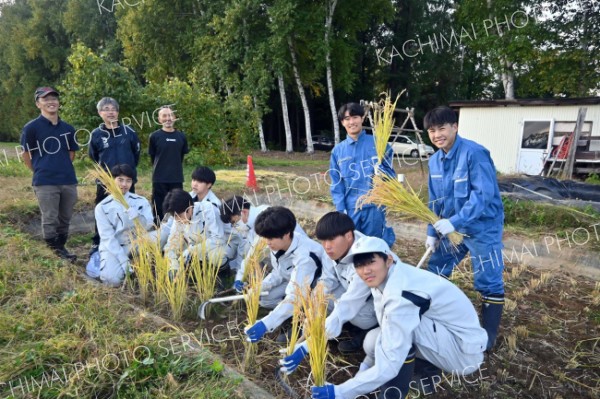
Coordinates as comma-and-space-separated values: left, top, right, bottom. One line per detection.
0, 149, 598, 398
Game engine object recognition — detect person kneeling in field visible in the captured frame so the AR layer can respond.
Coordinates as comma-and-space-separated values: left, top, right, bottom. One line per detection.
244, 207, 329, 343
92, 164, 153, 287
219, 196, 306, 293
309, 236, 488, 399
162, 188, 221, 277
280, 212, 385, 371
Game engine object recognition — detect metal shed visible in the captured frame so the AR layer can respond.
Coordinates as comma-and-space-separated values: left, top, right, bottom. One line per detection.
449, 98, 600, 175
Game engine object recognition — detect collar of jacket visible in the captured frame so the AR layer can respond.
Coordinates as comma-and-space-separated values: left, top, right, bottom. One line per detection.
345, 129, 366, 145
376, 261, 396, 293
441, 134, 463, 161
273, 234, 299, 261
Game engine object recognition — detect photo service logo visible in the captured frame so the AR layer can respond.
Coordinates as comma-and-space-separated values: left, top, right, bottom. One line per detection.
97, 0, 144, 14
376, 10, 530, 65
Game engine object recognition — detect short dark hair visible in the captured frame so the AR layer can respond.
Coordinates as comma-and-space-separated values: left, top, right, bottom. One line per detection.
254, 206, 296, 239
191, 166, 216, 185
220, 195, 251, 224
315, 212, 355, 240
423, 106, 457, 130
163, 189, 193, 215
353, 252, 388, 268
110, 164, 135, 179
337, 103, 365, 122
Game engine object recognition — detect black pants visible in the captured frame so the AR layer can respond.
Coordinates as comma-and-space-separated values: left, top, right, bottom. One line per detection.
152, 182, 183, 225
92, 182, 136, 246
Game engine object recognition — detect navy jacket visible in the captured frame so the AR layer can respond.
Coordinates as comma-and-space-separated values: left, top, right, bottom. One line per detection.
89, 124, 141, 179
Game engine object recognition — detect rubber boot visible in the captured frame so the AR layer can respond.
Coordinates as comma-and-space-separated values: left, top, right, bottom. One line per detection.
379, 346, 416, 399
56, 233, 77, 263
413, 358, 442, 396
482, 295, 504, 351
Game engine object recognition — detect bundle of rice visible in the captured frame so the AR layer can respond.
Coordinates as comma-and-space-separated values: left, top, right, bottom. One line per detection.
359, 174, 463, 247
297, 281, 329, 386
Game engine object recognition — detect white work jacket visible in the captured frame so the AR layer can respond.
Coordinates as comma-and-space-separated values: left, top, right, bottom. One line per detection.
95, 192, 153, 268
260, 233, 329, 331
336, 261, 487, 399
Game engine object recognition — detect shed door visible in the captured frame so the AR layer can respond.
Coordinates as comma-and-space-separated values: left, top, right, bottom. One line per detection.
517, 120, 554, 175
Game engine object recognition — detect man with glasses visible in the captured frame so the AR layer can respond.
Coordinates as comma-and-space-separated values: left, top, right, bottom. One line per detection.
329, 103, 396, 247
88, 97, 141, 255
20, 87, 79, 262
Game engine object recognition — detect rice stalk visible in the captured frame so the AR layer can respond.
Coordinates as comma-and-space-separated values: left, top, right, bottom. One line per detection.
242, 249, 267, 371
297, 281, 329, 386
286, 297, 304, 357
129, 225, 159, 303
242, 238, 267, 283
359, 174, 463, 246
372, 91, 403, 164
90, 163, 127, 207
189, 233, 224, 304
153, 234, 188, 320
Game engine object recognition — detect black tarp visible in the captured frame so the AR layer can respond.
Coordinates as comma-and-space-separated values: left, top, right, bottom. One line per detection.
498, 176, 600, 202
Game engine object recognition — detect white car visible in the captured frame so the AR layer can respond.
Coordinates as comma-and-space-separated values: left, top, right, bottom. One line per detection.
388, 135, 435, 158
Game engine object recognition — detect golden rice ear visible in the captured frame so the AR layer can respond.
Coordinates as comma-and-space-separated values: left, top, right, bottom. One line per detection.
242, 239, 267, 371
296, 281, 329, 386
359, 174, 463, 248
373, 91, 403, 165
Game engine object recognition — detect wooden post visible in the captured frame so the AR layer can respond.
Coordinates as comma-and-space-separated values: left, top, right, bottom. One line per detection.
563, 107, 587, 180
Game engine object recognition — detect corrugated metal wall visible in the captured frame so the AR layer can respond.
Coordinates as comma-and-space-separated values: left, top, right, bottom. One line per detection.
457, 105, 600, 174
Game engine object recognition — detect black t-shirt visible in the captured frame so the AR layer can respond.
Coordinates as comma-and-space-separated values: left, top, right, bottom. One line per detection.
148, 129, 189, 183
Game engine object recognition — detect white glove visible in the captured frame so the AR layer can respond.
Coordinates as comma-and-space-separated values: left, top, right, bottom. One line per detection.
433, 219, 455, 236
374, 163, 381, 176
127, 207, 140, 220
425, 236, 439, 253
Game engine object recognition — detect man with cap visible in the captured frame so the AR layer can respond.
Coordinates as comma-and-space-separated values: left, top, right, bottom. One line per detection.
20, 87, 79, 261
309, 236, 487, 399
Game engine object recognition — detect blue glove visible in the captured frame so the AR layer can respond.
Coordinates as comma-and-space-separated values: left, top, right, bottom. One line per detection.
433, 219, 455, 236
279, 341, 309, 374
245, 321, 267, 343
311, 384, 336, 399
233, 280, 245, 293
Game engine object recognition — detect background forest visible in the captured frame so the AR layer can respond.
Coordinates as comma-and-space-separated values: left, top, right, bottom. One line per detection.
0, 0, 598, 165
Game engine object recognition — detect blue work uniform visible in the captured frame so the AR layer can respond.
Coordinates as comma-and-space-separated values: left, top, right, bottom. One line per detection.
330, 130, 396, 246
426, 134, 505, 297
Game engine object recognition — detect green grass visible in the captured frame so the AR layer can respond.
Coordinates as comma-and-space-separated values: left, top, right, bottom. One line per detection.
0, 225, 243, 399
502, 197, 600, 233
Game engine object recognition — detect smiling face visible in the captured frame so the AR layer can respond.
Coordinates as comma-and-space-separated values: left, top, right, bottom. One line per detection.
99, 104, 119, 128
341, 111, 365, 140
158, 107, 176, 131
355, 253, 393, 288
321, 231, 354, 261
427, 123, 458, 153
115, 175, 133, 195
36, 95, 60, 116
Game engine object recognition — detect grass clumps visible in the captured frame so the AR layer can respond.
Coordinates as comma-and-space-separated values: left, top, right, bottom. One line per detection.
0, 225, 242, 399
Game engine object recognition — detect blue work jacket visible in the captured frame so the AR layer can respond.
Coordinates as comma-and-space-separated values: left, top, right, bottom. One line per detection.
330, 130, 395, 214
427, 134, 504, 237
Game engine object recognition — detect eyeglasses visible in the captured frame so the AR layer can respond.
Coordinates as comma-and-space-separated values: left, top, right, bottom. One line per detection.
38, 97, 59, 103
100, 107, 118, 112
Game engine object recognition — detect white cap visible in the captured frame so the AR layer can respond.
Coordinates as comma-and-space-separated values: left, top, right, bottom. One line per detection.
341, 236, 391, 265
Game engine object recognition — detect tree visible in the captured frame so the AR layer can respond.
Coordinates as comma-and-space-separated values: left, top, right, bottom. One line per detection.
59, 44, 144, 138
